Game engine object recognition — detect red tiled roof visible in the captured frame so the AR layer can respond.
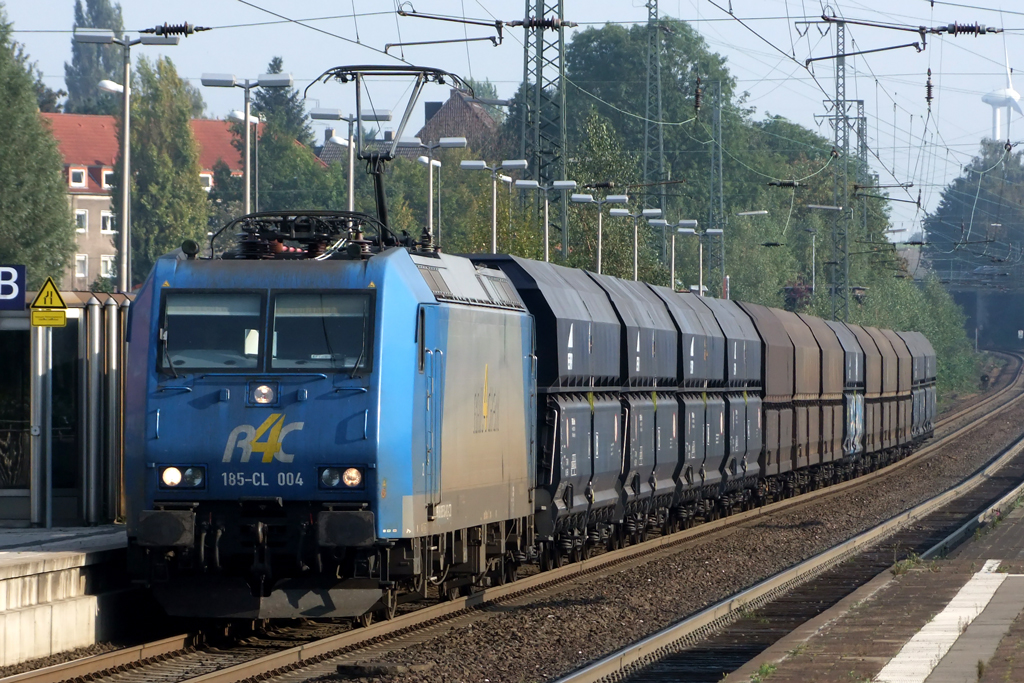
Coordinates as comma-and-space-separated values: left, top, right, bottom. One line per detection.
40, 113, 249, 193
40, 113, 119, 168
191, 119, 245, 173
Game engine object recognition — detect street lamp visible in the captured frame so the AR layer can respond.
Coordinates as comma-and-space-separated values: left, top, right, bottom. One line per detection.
201, 72, 295, 215
806, 204, 843, 314
309, 108, 392, 212
227, 109, 265, 210
609, 207, 661, 280
656, 219, 700, 292
417, 155, 443, 245
460, 159, 528, 254
570, 193, 629, 274
414, 137, 466, 246
77, 28, 183, 293
514, 179, 577, 262
804, 228, 817, 294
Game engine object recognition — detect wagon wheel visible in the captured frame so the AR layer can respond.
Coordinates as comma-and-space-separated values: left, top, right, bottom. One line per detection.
356, 610, 374, 628
379, 588, 398, 621
441, 581, 461, 602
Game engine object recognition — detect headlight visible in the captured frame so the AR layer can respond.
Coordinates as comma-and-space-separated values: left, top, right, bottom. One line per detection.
320, 467, 342, 488
342, 467, 363, 487
159, 465, 205, 489
252, 384, 275, 404
182, 467, 204, 487
318, 466, 363, 489
161, 467, 182, 487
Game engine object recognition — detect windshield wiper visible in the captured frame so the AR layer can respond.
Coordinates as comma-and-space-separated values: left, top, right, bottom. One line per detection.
349, 298, 368, 379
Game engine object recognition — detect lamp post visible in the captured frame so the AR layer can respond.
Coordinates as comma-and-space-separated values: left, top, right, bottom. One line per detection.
227, 109, 265, 210
609, 207, 662, 280
417, 156, 443, 244
310, 108, 393, 212
416, 138, 466, 245
201, 72, 294, 215
655, 219, 701, 292
805, 228, 817, 294
569, 193, 629, 274
77, 29, 183, 293
514, 179, 577, 262
807, 204, 843, 313
460, 159, 528, 254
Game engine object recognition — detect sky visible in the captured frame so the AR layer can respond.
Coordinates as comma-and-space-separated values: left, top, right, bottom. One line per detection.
7, 0, 1024, 236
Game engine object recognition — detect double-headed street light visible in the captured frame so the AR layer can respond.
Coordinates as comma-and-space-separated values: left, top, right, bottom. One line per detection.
309, 108, 392, 212
76, 28, 185, 293
609, 207, 662, 280
514, 179, 578, 262
677, 225, 723, 296
460, 159, 528, 254
201, 72, 295, 215
570, 193, 629, 274
416, 138, 466, 245
651, 219, 702, 292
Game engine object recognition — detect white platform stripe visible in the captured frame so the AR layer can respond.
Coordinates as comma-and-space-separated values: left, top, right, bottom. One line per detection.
874, 561, 1005, 683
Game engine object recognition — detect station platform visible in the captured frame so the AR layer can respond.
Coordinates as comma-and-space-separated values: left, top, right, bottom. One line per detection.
725, 502, 1024, 683
0, 526, 127, 667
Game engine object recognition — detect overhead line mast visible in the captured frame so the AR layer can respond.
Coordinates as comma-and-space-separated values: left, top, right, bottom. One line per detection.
643, 0, 667, 258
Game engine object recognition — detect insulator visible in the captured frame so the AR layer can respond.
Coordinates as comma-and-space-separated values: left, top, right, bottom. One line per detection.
944, 22, 988, 36
153, 22, 197, 36
694, 77, 703, 114
925, 68, 934, 108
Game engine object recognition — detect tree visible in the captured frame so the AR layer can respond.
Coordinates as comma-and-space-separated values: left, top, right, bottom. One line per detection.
13, 44, 65, 112
464, 78, 504, 124
0, 5, 76, 287
63, 0, 124, 115
109, 56, 208, 285
251, 57, 312, 147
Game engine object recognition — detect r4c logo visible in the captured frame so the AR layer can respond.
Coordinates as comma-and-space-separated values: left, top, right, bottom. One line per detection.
223, 414, 304, 463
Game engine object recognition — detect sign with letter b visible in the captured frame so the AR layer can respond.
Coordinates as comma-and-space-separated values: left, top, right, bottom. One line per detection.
0, 266, 25, 311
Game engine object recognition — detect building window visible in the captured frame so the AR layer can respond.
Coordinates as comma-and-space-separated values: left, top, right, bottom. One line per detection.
100, 255, 114, 279
102, 170, 115, 188
75, 254, 88, 279
199, 173, 213, 192
100, 211, 115, 234
69, 168, 86, 188
75, 209, 88, 233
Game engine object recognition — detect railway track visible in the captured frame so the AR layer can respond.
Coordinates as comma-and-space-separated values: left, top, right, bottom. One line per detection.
8, 352, 1022, 683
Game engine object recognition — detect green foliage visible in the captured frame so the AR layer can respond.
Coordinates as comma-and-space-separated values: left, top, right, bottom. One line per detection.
0, 6, 76, 287
110, 56, 208, 285
464, 77, 503, 124
63, 0, 124, 115
252, 57, 312, 147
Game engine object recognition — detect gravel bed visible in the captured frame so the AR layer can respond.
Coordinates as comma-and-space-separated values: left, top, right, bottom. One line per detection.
315, 395, 1024, 683
0, 641, 122, 678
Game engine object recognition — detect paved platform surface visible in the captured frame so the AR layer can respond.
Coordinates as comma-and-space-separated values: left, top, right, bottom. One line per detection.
0, 526, 125, 554
724, 502, 1024, 683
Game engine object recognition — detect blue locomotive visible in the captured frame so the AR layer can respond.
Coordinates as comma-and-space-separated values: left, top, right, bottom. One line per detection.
124, 209, 936, 620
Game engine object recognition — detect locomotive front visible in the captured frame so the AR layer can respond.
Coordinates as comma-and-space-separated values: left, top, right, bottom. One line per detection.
124, 228, 425, 619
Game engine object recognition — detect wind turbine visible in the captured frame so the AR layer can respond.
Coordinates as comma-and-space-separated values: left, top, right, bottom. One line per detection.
982, 47, 1022, 140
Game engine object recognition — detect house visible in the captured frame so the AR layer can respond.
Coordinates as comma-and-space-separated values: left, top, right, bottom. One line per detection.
416, 89, 499, 150
40, 113, 244, 289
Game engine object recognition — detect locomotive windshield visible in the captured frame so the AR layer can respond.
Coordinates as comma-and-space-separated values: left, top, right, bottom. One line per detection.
161, 293, 263, 371
271, 293, 373, 373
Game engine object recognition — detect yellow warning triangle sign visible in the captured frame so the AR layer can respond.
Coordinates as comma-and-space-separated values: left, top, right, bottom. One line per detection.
30, 277, 66, 310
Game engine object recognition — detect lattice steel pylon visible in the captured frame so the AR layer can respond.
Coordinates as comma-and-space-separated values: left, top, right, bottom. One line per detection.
829, 20, 851, 321
855, 100, 869, 242
519, 1, 571, 256
643, 0, 667, 257
707, 80, 725, 296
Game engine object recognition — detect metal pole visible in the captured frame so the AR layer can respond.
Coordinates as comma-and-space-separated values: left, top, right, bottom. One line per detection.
118, 298, 130, 516
44, 327, 52, 529
86, 297, 102, 525
811, 234, 816, 294
29, 326, 47, 527
118, 43, 131, 293
670, 232, 676, 290
243, 81, 251, 215
104, 296, 119, 522
633, 215, 639, 281
437, 164, 442, 248
491, 169, 498, 254
427, 147, 435, 241
698, 235, 704, 296
347, 118, 355, 212
254, 118, 259, 212
597, 206, 603, 274
543, 192, 550, 262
